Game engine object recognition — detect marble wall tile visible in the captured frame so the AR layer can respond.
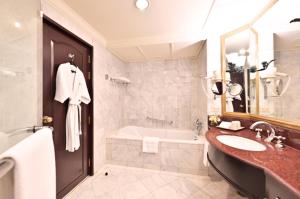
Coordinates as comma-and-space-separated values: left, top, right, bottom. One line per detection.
106, 138, 205, 175
124, 58, 207, 132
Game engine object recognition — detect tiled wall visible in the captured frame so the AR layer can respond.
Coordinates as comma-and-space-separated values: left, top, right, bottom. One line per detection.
42, 0, 128, 171
106, 137, 207, 175
273, 49, 300, 122
124, 55, 207, 132
42, 0, 208, 173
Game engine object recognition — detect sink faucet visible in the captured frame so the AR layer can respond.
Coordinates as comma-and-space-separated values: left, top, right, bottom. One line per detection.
250, 121, 276, 142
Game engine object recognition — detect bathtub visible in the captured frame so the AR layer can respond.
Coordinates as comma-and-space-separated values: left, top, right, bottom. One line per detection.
106, 126, 207, 175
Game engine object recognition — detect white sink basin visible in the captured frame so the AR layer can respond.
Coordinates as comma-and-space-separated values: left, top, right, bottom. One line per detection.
216, 135, 266, 151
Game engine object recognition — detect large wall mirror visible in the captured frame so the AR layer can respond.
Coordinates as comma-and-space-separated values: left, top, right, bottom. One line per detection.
221, 28, 258, 115
221, 0, 300, 128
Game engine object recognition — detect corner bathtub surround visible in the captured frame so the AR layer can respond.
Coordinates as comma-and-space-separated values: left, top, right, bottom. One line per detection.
106, 126, 207, 175
124, 59, 207, 132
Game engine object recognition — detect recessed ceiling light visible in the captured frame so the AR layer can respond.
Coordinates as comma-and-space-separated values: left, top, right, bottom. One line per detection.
14, 21, 21, 28
135, 0, 149, 11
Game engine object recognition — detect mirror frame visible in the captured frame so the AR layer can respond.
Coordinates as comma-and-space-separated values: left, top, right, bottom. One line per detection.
220, 0, 300, 130
221, 26, 259, 117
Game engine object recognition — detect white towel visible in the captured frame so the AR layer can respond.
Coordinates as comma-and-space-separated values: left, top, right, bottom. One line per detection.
142, 137, 159, 153
0, 128, 56, 199
203, 139, 210, 167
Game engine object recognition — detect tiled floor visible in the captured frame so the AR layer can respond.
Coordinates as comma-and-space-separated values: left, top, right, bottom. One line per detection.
64, 165, 246, 199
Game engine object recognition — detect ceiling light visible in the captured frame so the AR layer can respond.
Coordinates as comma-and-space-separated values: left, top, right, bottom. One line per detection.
135, 0, 149, 11
14, 21, 21, 28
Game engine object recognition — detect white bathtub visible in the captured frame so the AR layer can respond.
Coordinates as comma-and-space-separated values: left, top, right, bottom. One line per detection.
111, 126, 205, 143
106, 126, 207, 175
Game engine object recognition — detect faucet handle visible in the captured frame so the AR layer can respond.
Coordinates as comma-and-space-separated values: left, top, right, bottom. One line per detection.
274, 135, 286, 141
273, 136, 286, 149
255, 128, 263, 138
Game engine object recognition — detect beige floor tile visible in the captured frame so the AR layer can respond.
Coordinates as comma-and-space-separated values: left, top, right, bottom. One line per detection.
169, 178, 200, 198
119, 181, 150, 199
153, 185, 184, 199
64, 164, 245, 199
141, 174, 167, 192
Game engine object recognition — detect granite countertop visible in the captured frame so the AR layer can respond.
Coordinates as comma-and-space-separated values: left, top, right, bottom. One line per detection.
206, 127, 300, 197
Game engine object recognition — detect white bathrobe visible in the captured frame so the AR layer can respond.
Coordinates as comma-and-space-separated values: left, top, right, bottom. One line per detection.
54, 63, 91, 152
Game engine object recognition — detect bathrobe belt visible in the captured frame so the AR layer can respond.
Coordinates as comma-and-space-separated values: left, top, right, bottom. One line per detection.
68, 101, 82, 135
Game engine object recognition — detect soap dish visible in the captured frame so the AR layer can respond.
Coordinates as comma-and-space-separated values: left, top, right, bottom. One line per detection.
216, 126, 245, 132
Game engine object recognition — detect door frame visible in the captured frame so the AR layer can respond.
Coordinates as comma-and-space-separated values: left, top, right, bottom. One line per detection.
43, 15, 94, 176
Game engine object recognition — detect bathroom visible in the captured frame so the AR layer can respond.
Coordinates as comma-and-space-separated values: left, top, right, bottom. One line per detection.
1, 0, 300, 199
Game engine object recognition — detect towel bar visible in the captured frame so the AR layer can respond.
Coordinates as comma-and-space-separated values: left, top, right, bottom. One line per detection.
7, 126, 54, 137
146, 116, 173, 125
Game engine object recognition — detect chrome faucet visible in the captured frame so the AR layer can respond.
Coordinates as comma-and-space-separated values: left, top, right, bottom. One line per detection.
195, 119, 202, 137
250, 121, 276, 143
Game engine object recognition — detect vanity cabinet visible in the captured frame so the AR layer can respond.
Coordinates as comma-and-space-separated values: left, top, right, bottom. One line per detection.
208, 144, 300, 199
208, 145, 265, 199
265, 174, 299, 199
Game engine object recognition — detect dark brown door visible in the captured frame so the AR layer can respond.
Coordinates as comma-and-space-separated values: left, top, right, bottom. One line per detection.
43, 18, 93, 199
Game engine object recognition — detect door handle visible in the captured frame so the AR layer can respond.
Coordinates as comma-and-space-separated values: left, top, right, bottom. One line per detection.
43, 116, 53, 124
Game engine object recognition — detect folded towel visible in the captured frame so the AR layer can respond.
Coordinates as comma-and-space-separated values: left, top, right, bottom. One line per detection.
0, 128, 56, 199
203, 139, 210, 167
143, 137, 159, 153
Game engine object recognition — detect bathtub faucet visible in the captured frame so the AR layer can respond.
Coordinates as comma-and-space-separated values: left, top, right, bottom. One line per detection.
195, 119, 202, 137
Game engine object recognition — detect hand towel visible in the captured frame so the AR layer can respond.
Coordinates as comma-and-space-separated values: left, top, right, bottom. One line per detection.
142, 137, 159, 153
0, 128, 56, 199
203, 139, 210, 167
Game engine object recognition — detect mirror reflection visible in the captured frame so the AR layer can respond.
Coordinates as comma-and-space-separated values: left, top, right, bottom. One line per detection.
211, 81, 225, 96
228, 83, 243, 96
254, 0, 300, 123
223, 29, 257, 113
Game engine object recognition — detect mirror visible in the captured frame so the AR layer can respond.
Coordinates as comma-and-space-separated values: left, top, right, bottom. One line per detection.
221, 0, 300, 128
254, 0, 300, 124
222, 28, 258, 114
211, 81, 225, 95
228, 83, 243, 96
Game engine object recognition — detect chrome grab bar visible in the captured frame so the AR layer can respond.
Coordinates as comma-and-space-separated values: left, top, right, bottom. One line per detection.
0, 159, 14, 179
146, 116, 173, 125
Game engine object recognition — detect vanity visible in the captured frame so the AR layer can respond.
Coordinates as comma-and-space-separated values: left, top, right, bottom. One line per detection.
206, 127, 300, 199
206, 1, 300, 198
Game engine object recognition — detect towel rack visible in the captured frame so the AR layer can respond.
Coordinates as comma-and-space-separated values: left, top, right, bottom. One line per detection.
7, 126, 53, 137
146, 116, 173, 125
0, 159, 14, 179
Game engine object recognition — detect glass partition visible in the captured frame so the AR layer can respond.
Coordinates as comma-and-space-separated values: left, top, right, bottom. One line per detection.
0, 0, 42, 131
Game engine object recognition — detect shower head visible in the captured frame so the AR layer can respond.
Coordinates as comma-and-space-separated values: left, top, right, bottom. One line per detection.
290, 18, 300, 23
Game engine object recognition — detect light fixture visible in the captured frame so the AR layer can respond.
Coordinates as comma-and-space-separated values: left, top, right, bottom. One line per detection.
239, 48, 247, 55
14, 21, 21, 28
135, 0, 149, 11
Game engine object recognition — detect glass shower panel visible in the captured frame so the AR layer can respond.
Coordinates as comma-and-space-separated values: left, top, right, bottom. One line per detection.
0, 0, 42, 131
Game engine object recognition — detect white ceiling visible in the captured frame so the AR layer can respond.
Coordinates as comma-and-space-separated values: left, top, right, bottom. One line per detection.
62, 0, 274, 62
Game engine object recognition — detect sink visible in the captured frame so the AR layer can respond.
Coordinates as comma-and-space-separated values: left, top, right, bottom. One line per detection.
216, 135, 266, 151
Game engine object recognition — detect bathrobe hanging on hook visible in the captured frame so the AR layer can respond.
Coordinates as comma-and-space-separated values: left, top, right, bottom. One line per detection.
54, 62, 91, 152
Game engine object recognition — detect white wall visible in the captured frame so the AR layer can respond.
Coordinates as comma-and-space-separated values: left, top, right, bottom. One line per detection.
206, 34, 222, 115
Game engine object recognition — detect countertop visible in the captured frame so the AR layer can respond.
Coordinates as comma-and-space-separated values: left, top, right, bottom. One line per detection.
206, 127, 300, 197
